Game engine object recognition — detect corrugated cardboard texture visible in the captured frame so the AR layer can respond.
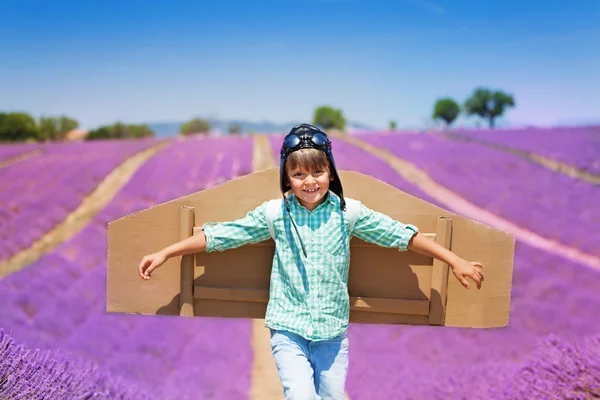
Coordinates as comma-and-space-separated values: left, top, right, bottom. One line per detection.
107, 167, 514, 328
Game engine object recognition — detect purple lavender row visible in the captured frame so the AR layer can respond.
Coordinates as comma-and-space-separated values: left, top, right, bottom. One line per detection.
0, 142, 41, 162
0, 138, 163, 263
0, 136, 254, 399
95, 135, 253, 225
357, 132, 600, 256
450, 125, 600, 175
499, 333, 600, 399
0, 330, 159, 400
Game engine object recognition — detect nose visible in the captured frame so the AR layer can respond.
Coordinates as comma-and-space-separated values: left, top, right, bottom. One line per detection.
304, 174, 317, 184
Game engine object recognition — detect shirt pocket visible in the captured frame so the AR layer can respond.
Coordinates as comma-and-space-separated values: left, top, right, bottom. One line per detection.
320, 219, 351, 257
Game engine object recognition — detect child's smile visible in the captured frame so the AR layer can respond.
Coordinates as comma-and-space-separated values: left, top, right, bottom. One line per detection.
287, 167, 335, 211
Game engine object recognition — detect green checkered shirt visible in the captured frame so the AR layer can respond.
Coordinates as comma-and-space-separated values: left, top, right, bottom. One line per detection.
202, 192, 418, 341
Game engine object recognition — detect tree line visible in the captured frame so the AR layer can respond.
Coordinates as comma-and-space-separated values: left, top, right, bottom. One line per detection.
86, 122, 154, 140
0, 112, 155, 142
0, 112, 79, 142
0, 86, 515, 142
433, 87, 515, 129
179, 119, 241, 135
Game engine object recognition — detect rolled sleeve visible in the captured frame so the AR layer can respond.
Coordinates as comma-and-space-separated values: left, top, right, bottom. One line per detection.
202, 202, 271, 253
352, 203, 419, 252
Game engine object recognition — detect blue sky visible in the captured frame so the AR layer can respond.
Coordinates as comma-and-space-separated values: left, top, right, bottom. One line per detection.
1, 0, 599, 130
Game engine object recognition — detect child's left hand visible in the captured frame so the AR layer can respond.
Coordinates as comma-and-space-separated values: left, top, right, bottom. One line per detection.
450, 258, 484, 290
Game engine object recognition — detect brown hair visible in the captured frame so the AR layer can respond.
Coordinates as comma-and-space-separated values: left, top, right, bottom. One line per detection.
285, 148, 331, 174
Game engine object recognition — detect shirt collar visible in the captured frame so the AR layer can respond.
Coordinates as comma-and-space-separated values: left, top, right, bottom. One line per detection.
288, 190, 338, 211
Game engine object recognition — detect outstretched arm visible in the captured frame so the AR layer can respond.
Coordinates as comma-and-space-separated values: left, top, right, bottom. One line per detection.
138, 201, 270, 280
407, 232, 485, 290
351, 203, 484, 290
138, 231, 207, 280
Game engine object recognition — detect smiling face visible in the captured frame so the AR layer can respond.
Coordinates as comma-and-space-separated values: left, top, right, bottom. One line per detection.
285, 148, 335, 211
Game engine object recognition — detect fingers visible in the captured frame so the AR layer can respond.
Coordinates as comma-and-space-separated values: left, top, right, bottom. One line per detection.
458, 263, 485, 290
475, 265, 484, 284
138, 256, 155, 280
469, 270, 483, 290
473, 273, 482, 290
471, 262, 485, 289
138, 257, 149, 279
460, 276, 469, 289
143, 261, 159, 280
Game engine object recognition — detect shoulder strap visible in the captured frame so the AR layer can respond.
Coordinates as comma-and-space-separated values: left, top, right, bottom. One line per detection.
344, 198, 361, 233
265, 199, 282, 240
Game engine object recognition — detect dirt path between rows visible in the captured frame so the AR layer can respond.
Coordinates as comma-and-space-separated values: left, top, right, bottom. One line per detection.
444, 132, 600, 185
0, 141, 171, 278
249, 135, 285, 400
0, 149, 43, 169
338, 134, 600, 271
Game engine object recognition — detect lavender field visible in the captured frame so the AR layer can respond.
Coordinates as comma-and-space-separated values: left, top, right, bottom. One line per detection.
1, 130, 600, 399
0, 138, 162, 263
0, 142, 41, 162
1, 136, 254, 399
450, 125, 600, 175
358, 131, 600, 256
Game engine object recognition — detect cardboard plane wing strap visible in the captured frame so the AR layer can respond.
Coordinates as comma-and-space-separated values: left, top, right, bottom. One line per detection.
107, 168, 514, 328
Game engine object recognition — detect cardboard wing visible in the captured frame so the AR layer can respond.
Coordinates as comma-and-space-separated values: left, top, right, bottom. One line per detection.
107, 167, 514, 328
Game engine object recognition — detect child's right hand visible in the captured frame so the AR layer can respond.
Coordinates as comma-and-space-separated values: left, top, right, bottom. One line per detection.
138, 251, 168, 280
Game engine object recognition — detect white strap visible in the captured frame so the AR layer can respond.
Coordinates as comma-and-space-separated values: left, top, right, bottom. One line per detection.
344, 198, 361, 233
265, 199, 282, 240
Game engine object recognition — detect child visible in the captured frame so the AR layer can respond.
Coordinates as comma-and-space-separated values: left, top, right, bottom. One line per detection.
138, 123, 484, 400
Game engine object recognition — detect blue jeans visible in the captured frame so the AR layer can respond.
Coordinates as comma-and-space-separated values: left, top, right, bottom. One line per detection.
269, 329, 349, 400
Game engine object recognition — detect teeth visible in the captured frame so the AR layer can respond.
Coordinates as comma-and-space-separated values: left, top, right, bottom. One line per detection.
304, 188, 318, 192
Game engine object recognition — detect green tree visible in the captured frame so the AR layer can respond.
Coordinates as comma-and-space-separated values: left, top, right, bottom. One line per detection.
180, 118, 211, 135
112, 122, 129, 139
0, 112, 40, 142
58, 115, 79, 136
433, 98, 461, 127
86, 125, 113, 140
37, 115, 80, 141
85, 122, 154, 141
464, 87, 515, 128
127, 124, 154, 138
38, 115, 80, 141
228, 123, 242, 135
38, 116, 59, 141
313, 106, 346, 130
389, 121, 397, 130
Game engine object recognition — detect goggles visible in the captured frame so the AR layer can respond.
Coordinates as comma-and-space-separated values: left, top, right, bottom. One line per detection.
283, 131, 329, 151
280, 127, 331, 160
